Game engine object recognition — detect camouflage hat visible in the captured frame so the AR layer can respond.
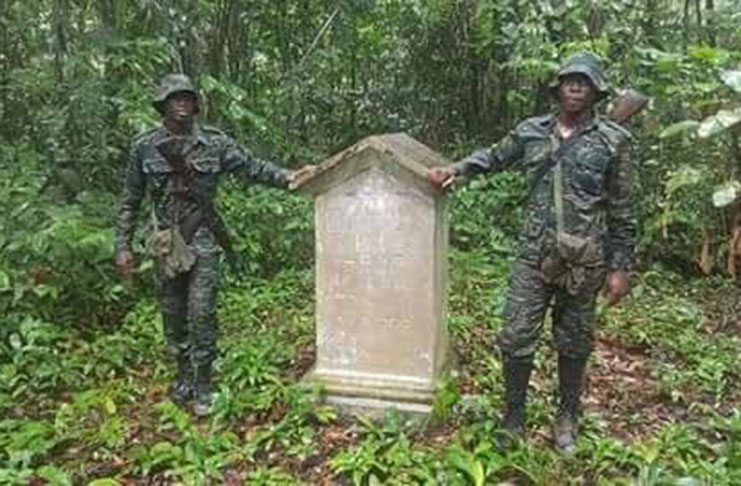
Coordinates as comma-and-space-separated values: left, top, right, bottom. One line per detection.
153, 73, 200, 114
549, 51, 610, 100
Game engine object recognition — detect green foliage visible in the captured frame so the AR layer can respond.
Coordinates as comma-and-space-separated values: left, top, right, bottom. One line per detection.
634, 47, 741, 270
450, 171, 526, 255
3, 0, 741, 276
219, 185, 314, 279
246, 467, 306, 486
1, 0, 741, 484
0, 143, 136, 344
246, 386, 336, 461
603, 266, 740, 403
329, 412, 439, 486
0, 261, 738, 484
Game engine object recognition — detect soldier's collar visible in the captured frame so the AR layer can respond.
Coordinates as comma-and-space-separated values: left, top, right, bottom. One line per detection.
192, 123, 210, 146
551, 111, 599, 135
158, 123, 210, 146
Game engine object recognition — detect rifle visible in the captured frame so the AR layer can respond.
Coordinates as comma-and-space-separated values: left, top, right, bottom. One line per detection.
155, 136, 232, 253
607, 88, 649, 125
526, 88, 648, 197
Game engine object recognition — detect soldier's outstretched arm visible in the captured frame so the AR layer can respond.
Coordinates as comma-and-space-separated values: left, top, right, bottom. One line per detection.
222, 136, 291, 189
428, 127, 526, 189
454, 128, 526, 177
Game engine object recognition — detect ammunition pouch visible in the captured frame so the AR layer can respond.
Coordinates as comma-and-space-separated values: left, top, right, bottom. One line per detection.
147, 227, 196, 279
179, 208, 231, 253
541, 231, 604, 295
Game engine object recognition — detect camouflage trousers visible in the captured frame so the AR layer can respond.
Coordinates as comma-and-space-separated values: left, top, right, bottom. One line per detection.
154, 229, 221, 368
497, 258, 606, 359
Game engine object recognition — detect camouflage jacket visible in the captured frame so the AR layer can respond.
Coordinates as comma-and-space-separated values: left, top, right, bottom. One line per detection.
114, 124, 290, 254
454, 113, 635, 271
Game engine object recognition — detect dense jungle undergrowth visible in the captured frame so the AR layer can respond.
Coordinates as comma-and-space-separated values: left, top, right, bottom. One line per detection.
2, 173, 741, 485
3, 0, 741, 484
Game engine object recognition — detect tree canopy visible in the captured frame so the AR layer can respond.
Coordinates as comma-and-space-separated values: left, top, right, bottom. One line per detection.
2, 1, 741, 484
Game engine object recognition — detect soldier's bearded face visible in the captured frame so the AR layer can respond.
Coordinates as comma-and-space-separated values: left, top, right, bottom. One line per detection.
557, 74, 597, 115
165, 92, 198, 125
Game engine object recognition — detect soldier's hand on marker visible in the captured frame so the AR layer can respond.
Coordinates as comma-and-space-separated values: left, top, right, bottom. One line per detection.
115, 249, 135, 277
603, 270, 630, 307
427, 167, 456, 190
288, 164, 317, 186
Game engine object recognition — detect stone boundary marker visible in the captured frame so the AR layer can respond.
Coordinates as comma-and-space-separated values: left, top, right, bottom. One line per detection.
294, 133, 453, 414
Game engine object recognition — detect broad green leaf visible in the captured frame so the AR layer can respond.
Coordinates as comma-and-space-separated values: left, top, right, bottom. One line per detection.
37, 465, 72, 486
448, 447, 486, 486
712, 181, 741, 208
659, 120, 699, 139
688, 45, 722, 61
104, 397, 117, 415
721, 70, 741, 93
87, 479, 121, 486
675, 478, 702, 486
698, 107, 741, 138
0, 270, 10, 292
665, 166, 703, 195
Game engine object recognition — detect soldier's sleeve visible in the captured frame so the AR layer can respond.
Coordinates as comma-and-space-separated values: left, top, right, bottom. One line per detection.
221, 136, 290, 189
452, 127, 526, 176
114, 142, 146, 254
605, 137, 636, 271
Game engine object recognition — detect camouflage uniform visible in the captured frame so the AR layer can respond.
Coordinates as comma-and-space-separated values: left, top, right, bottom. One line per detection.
454, 52, 635, 450
115, 74, 290, 413
455, 113, 634, 357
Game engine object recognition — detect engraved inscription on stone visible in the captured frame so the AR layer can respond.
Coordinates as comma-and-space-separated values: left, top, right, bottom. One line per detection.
297, 134, 451, 411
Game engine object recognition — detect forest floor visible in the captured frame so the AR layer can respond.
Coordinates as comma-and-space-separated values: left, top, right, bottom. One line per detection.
2, 250, 740, 485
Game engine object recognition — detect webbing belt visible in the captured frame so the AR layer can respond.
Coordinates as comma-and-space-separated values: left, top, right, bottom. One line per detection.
550, 132, 566, 244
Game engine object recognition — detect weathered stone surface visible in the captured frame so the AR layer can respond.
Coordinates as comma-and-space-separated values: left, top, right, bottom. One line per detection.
296, 133, 452, 413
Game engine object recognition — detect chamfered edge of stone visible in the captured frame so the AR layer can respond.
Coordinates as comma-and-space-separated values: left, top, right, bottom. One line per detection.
293, 133, 453, 196
300, 351, 460, 417
301, 345, 459, 404
304, 366, 437, 404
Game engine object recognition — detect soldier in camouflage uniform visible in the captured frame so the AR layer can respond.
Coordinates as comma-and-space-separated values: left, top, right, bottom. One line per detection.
115, 74, 314, 416
429, 52, 635, 452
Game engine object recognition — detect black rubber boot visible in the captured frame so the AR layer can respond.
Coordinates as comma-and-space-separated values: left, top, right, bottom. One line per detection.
170, 352, 194, 406
554, 354, 588, 454
497, 355, 534, 448
193, 363, 214, 417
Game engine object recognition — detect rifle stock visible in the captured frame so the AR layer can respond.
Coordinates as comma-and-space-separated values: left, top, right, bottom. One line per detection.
155, 136, 189, 171
607, 88, 649, 125
155, 136, 232, 252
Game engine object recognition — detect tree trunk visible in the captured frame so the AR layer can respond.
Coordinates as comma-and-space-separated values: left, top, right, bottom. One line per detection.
208, 0, 229, 77
695, 0, 702, 31
0, 0, 14, 141
587, 0, 602, 40
705, 0, 716, 46
52, 0, 69, 83
683, 0, 692, 46
643, 0, 660, 47
183, 0, 200, 76
98, 0, 119, 129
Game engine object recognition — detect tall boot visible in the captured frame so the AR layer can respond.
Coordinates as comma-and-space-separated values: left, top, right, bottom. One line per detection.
170, 351, 194, 405
498, 355, 534, 447
162, 309, 192, 406
554, 354, 588, 454
193, 362, 214, 417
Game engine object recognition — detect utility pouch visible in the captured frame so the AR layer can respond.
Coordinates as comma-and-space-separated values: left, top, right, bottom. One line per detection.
557, 232, 590, 263
147, 227, 196, 279
541, 231, 601, 295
